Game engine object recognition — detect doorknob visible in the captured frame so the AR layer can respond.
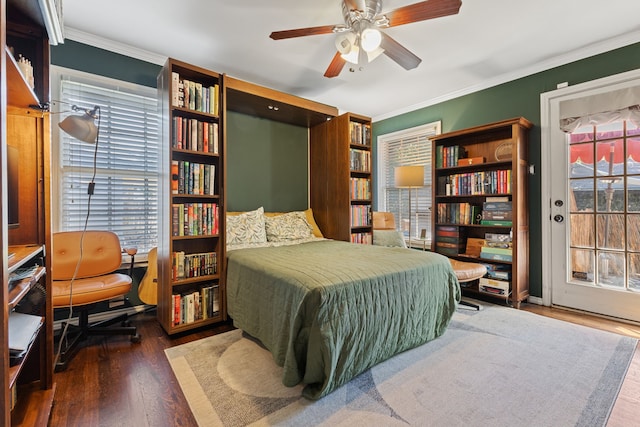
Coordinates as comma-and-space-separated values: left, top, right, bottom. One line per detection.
554, 214, 564, 223
554, 200, 564, 207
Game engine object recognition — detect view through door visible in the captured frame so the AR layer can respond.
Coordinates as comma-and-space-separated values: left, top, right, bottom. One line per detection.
543, 72, 640, 323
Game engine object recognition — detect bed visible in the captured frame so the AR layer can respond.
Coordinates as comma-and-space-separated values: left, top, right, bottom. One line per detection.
225, 208, 461, 399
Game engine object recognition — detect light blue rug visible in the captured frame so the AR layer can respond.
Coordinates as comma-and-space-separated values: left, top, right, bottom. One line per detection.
165, 304, 637, 426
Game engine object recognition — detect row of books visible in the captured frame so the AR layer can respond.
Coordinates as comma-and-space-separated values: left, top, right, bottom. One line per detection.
349, 121, 371, 146
172, 285, 220, 326
172, 116, 219, 154
171, 71, 220, 115
350, 148, 371, 172
171, 161, 216, 196
350, 177, 371, 200
351, 231, 373, 244
172, 203, 219, 236
436, 202, 482, 225
171, 251, 217, 281
350, 205, 371, 227
435, 145, 467, 168
438, 169, 512, 196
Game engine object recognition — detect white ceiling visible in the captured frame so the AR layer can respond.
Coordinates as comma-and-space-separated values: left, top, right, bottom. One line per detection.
62, 0, 640, 121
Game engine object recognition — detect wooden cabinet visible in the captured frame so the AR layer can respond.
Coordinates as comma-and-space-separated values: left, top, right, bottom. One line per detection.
431, 117, 532, 308
157, 58, 226, 334
310, 112, 373, 243
2, 1, 55, 425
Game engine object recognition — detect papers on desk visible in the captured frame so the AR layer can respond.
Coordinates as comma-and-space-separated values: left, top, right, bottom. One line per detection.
9, 311, 42, 362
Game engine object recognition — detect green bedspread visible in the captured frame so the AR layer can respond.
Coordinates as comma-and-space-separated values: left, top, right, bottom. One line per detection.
226, 239, 461, 399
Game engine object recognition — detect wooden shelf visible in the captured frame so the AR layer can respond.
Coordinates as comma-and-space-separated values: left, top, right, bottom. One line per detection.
5, 46, 39, 108
431, 117, 532, 308
157, 58, 226, 335
310, 112, 373, 244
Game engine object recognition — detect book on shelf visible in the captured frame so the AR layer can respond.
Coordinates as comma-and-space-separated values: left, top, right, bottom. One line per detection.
172, 117, 219, 153
480, 219, 513, 226
479, 251, 512, 262
479, 277, 510, 296
9, 311, 42, 364
350, 232, 372, 244
480, 246, 512, 256
172, 284, 220, 326
172, 161, 216, 195
172, 251, 217, 280
349, 121, 371, 146
172, 203, 219, 236
436, 145, 467, 168
171, 71, 219, 115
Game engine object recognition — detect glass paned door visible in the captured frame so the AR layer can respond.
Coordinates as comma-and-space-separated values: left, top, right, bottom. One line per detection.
551, 120, 640, 321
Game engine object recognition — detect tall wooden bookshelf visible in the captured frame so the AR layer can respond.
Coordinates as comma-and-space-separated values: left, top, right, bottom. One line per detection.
2, 1, 55, 425
157, 58, 226, 334
310, 112, 373, 243
431, 117, 532, 308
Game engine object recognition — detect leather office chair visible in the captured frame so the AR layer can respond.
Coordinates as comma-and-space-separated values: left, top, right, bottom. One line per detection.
52, 231, 141, 371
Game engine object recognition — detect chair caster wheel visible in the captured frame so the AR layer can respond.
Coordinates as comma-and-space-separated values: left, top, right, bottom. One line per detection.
131, 333, 141, 343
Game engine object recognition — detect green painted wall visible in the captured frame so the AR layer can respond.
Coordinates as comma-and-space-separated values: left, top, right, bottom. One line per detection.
225, 111, 309, 212
373, 42, 640, 298
51, 40, 160, 87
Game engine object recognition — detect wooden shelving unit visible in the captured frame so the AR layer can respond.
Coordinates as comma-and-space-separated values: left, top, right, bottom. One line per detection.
157, 58, 226, 334
2, 1, 55, 424
310, 112, 373, 243
431, 117, 532, 308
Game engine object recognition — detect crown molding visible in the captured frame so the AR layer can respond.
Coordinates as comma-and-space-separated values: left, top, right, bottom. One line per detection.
64, 27, 167, 65
373, 29, 640, 122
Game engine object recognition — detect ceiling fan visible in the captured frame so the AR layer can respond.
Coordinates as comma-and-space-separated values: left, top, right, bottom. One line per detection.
270, 0, 462, 78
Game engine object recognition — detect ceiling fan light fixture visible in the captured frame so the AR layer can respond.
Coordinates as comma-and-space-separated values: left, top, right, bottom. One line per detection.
341, 45, 360, 64
360, 27, 382, 52
335, 31, 357, 55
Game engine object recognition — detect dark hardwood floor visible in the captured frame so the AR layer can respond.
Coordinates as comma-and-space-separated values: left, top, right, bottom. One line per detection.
48, 304, 639, 426
49, 311, 234, 427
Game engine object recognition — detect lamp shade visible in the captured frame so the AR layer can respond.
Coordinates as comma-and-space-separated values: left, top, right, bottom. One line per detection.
395, 165, 424, 187
59, 111, 98, 144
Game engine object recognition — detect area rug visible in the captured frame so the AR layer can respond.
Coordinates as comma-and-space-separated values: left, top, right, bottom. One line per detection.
165, 304, 637, 427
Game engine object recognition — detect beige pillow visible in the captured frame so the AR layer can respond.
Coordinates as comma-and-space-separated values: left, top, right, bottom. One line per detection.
225, 207, 267, 245
265, 211, 313, 241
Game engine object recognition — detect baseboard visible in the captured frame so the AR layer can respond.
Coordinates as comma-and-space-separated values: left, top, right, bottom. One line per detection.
527, 296, 543, 305
53, 305, 148, 331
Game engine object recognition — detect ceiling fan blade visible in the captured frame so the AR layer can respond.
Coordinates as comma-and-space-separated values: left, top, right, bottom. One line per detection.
385, 0, 462, 27
270, 25, 336, 40
324, 51, 347, 78
380, 33, 422, 70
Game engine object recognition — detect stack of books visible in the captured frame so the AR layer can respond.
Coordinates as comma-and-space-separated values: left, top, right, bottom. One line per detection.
480, 198, 512, 226
435, 225, 467, 256
480, 232, 512, 262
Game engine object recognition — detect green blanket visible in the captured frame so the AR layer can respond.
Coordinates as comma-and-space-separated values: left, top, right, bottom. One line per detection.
226, 239, 461, 399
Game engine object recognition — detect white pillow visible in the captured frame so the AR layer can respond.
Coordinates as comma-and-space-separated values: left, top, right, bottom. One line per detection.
225, 207, 267, 245
265, 211, 313, 241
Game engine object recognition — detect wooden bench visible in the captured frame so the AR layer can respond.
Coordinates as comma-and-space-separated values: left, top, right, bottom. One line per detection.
449, 259, 487, 310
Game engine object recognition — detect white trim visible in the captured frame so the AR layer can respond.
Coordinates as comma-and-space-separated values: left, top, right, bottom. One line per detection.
375, 30, 640, 122
540, 67, 640, 307
64, 27, 167, 66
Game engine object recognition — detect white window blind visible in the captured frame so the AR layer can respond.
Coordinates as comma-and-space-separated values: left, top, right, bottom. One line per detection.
377, 121, 441, 242
53, 67, 159, 255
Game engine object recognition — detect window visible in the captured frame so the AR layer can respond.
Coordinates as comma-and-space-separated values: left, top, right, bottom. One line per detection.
51, 66, 159, 256
376, 121, 441, 243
